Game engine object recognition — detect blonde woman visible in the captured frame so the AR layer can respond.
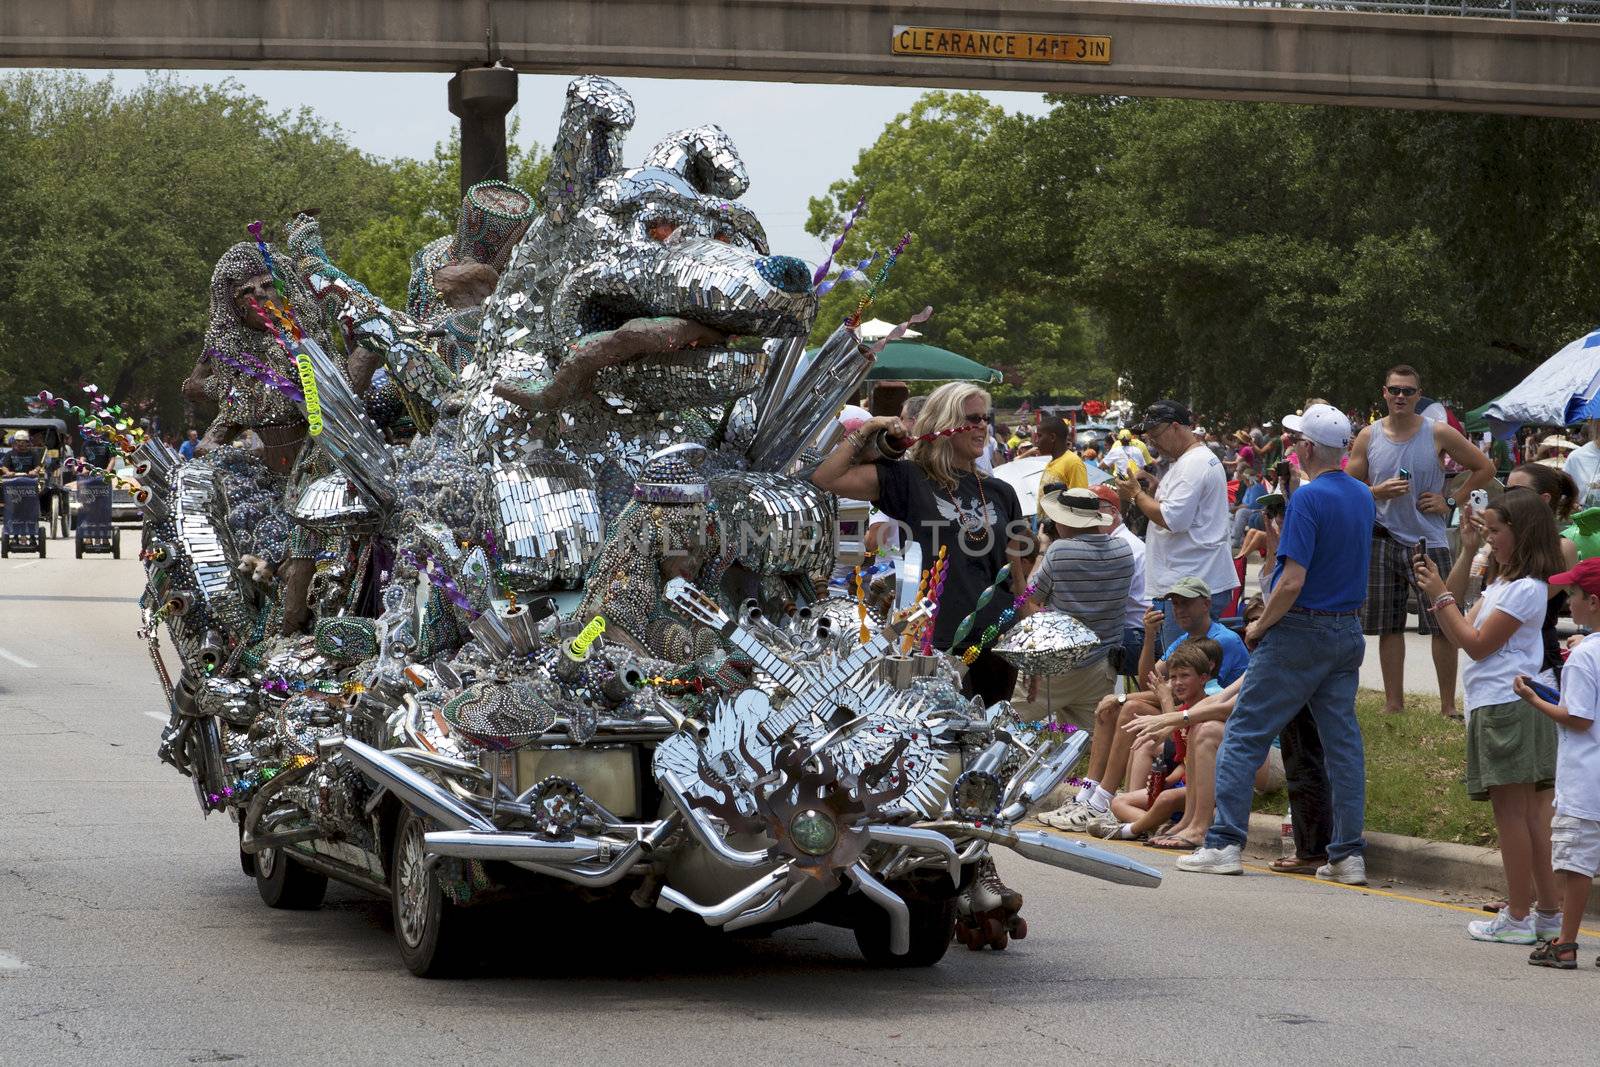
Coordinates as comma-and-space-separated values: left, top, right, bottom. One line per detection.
811, 381, 1030, 705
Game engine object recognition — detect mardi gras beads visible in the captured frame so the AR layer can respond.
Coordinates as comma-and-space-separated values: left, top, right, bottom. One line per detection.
960, 579, 1040, 665
919, 545, 949, 656
947, 564, 1012, 649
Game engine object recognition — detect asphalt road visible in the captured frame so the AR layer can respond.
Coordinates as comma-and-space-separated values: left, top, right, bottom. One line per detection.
2, 554, 1596, 1067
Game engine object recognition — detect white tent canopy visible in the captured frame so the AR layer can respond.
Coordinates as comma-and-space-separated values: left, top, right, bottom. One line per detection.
856, 318, 922, 342
1482, 325, 1600, 436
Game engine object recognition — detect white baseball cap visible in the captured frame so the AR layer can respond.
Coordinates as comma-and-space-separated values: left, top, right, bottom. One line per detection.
1281, 404, 1353, 449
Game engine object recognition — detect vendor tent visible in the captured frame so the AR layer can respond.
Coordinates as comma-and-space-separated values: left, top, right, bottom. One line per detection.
1480, 325, 1600, 436
863, 340, 1003, 383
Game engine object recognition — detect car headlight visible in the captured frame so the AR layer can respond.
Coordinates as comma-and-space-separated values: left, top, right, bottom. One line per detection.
788, 809, 839, 856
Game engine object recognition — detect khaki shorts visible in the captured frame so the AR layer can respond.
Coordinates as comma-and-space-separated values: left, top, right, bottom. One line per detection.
1011, 657, 1116, 735
1551, 813, 1600, 878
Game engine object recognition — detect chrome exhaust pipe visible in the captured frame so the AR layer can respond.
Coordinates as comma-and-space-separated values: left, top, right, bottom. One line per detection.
133, 486, 168, 520
999, 731, 1089, 822
468, 609, 516, 660
920, 821, 1161, 888
339, 737, 495, 832
657, 867, 789, 927
513, 813, 679, 888
130, 437, 182, 488
500, 602, 542, 655
659, 769, 773, 870
846, 862, 910, 956
600, 662, 645, 704
424, 830, 609, 866
197, 631, 227, 674
864, 824, 960, 886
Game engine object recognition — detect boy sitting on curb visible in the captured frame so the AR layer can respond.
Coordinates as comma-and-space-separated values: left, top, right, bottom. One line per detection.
1514, 557, 1600, 969
1094, 639, 1223, 841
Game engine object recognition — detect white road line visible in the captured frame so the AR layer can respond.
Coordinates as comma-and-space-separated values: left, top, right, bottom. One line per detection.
0, 951, 30, 971
142, 711, 168, 723
0, 647, 40, 669
10, 560, 39, 570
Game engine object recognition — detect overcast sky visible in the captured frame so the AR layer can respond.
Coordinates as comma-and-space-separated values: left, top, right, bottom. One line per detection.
55, 69, 1050, 261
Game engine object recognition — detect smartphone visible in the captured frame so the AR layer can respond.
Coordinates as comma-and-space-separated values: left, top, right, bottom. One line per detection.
1524, 678, 1561, 705
1397, 467, 1412, 482
1412, 540, 1427, 564
1469, 488, 1489, 512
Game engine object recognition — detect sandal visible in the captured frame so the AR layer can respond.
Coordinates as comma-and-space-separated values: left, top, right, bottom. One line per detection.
1268, 855, 1327, 875
1529, 940, 1578, 970
1145, 835, 1203, 851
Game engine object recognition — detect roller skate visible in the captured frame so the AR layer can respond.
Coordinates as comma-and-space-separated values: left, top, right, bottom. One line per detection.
954, 856, 1028, 950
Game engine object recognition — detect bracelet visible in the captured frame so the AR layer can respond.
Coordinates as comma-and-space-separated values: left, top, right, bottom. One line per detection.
1427, 594, 1457, 613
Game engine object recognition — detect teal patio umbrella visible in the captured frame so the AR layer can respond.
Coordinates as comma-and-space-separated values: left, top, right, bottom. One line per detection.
866, 339, 1002, 383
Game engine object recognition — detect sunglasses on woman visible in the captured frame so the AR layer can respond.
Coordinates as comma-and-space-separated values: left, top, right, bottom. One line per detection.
1385, 385, 1418, 397
963, 413, 987, 425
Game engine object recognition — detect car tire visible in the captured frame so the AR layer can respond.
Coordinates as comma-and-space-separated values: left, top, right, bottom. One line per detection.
254, 845, 328, 909
853, 882, 957, 968
391, 807, 471, 978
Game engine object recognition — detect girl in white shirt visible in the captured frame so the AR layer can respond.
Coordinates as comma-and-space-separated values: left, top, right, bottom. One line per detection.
1415, 488, 1564, 945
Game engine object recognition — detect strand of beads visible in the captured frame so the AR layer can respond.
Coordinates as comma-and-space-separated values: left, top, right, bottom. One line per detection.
960, 578, 1040, 665
946, 564, 1012, 650
901, 562, 934, 655
847, 231, 913, 329
853, 564, 869, 644
919, 545, 950, 656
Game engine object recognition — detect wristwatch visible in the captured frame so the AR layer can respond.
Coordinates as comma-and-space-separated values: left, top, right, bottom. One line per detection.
1116, 693, 1128, 706
1445, 496, 1457, 509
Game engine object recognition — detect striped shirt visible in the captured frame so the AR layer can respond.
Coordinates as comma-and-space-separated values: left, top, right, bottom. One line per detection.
1031, 533, 1136, 662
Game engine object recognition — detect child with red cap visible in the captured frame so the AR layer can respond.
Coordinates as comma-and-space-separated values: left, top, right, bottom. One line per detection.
1515, 556, 1600, 968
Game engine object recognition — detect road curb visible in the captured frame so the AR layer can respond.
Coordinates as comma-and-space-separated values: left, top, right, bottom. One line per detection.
1246, 812, 1600, 916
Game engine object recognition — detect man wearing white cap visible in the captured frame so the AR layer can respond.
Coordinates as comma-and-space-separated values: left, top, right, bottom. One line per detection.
1179, 404, 1377, 883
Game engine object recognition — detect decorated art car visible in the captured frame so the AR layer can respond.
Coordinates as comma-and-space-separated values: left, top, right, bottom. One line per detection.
135, 76, 1158, 977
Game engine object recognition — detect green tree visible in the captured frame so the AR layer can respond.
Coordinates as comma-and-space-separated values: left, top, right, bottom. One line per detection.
0, 72, 391, 426
1072, 99, 1600, 419
340, 128, 550, 309
805, 92, 1108, 402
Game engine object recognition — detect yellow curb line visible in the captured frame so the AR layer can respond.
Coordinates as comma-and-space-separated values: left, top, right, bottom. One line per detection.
1028, 821, 1600, 939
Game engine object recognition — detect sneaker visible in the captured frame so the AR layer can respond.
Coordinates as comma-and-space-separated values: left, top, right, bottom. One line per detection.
1315, 855, 1368, 886
1175, 845, 1243, 875
1467, 907, 1537, 944
1086, 810, 1122, 837
1535, 911, 1565, 941
1036, 803, 1080, 830
1057, 804, 1107, 833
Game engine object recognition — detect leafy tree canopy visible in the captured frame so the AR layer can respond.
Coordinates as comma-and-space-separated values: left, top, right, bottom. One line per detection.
810, 92, 1600, 420
0, 73, 547, 428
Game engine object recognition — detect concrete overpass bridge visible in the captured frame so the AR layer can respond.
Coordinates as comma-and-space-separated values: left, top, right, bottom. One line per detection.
5, 0, 1599, 189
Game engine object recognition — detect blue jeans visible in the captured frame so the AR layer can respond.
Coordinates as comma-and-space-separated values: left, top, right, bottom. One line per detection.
1158, 590, 1236, 648
1203, 612, 1368, 862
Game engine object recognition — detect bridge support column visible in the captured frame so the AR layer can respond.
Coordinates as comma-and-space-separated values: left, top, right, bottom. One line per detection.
448, 65, 517, 198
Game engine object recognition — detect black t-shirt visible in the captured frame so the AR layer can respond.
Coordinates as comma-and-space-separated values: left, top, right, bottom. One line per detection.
874, 459, 1023, 650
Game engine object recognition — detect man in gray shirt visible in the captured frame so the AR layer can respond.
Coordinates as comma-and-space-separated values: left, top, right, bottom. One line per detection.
1026, 487, 1136, 732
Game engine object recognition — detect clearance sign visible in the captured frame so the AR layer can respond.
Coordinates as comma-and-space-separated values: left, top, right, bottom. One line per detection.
892, 26, 1112, 65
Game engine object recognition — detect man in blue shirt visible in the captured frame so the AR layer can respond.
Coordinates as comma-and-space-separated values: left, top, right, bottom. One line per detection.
1179, 404, 1375, 882
178, 429, 199, 461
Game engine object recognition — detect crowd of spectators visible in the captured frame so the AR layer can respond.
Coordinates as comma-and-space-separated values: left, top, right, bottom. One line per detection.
815, 362, 1600, 969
